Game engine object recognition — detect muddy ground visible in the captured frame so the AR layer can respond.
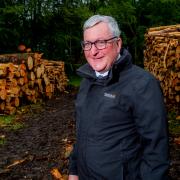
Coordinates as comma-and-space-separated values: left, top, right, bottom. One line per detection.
0, 91, 179, 180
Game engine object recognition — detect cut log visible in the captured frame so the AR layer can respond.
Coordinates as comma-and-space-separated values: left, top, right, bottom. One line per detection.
0, 102, 5, 110
0, 89, 7, 100
148, 24, 180, 32
36, 66, 43, 78
29, 71, 35, 81
6, 87, 20, 96
27, 56, 34, 70
46, 84, 54, 93
24, 88, 36, 96
43, 74, 50, 86
0, 64, 8, 77
0, 52, 68, 114
4, 106, 16, 115
20, 69, 27, 77
46, 92, 53, 99
28, 80, 35, 88
26, 95, 37, 103
0, 79, 6, 86
17, 78, 25, 86
175, 95, 180, 103
6, 79, 18, 87
144, 24, 180, 115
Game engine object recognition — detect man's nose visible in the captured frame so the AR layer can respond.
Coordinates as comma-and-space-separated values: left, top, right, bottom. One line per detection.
90, 44, 99, 55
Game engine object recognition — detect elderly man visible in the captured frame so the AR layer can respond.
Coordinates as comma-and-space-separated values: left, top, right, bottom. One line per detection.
68, 15, 169, 180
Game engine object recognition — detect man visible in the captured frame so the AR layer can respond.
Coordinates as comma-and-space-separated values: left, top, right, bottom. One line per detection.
68, 15, 169, 180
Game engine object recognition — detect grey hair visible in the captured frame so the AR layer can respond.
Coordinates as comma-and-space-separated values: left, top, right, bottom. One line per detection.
83, 15, 121, 37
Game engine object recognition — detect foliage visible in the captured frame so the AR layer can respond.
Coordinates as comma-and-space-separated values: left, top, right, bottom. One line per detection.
0, 115, 24, 130
0, 0, 179, 69
0, 115, 14, 125
68, 74, 82, 87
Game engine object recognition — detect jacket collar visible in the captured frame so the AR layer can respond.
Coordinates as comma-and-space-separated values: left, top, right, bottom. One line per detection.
76, 48, 132, 85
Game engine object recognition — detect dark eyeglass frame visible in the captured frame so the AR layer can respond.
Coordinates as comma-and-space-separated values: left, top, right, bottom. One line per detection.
81, 36, 118, 51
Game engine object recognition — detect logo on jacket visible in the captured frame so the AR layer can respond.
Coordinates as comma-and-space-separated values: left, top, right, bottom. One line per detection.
104, 92, 116, 99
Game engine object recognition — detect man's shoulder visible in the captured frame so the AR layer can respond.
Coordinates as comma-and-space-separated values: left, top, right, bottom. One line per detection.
130, 64, 155, 79
129, 65, 159, 90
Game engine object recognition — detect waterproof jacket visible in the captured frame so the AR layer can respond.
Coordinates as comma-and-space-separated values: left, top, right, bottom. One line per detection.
69, 48, 169, 180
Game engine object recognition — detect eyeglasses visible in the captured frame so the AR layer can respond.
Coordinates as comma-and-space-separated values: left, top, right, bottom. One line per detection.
81, 36, 118, 51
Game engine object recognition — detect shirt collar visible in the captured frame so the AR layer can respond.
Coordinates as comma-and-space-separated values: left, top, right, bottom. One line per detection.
95, 71, 109, 77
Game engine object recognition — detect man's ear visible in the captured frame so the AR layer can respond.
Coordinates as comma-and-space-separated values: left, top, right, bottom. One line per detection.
117, 37, 122, 53
118, 37, 122, 46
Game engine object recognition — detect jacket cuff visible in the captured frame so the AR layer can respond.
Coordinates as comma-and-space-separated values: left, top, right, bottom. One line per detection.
68, 163, 78, 175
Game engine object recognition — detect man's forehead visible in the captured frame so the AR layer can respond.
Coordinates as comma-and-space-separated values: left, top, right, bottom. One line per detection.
84, 23, 112, 40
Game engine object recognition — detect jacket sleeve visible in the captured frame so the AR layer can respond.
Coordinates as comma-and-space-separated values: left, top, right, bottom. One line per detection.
133, 77, 170, 180
68, 143, 78, 175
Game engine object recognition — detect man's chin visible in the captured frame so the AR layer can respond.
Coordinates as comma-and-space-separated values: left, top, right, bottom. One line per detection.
93, 68, 105, 72
91, 65, 106, 72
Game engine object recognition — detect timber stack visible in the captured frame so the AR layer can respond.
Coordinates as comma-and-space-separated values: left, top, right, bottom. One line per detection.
0, 53, 68, 114
144, 24, 180, 114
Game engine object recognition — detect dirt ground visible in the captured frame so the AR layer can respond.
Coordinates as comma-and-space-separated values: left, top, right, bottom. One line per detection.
0, 91, 179, 180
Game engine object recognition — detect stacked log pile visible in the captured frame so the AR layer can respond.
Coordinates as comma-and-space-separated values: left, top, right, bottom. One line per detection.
0, 53, 68, 114
144, 24, 180, 114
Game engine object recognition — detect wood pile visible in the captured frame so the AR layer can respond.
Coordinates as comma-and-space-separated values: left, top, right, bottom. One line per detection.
0, 53, 68, 114
144, 24, 180, 114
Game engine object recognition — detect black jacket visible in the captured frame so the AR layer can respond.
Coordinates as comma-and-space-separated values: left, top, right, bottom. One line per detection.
69, 48, 169, 180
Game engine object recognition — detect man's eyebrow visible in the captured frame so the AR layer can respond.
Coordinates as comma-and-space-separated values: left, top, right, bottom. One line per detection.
83, 39, 106, 43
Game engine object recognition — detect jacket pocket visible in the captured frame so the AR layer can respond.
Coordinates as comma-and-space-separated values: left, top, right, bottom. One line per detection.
86, 151, 125, 180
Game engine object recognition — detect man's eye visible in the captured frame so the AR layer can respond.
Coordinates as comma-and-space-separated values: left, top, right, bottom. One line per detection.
97, 41, 105, 45
84, 42, 91, 46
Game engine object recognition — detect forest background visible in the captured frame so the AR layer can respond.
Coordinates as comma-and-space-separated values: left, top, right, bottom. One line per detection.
0, 0, 180, 77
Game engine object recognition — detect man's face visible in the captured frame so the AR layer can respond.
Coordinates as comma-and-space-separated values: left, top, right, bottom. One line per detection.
83, 22, 122, 72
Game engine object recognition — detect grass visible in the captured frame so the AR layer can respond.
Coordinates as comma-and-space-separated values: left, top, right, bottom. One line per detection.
0, 115, 24, 146
0, 115, 14, 127
0, 115, 24, 130
68, 75, 82, 87
10, 123, 24, 130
